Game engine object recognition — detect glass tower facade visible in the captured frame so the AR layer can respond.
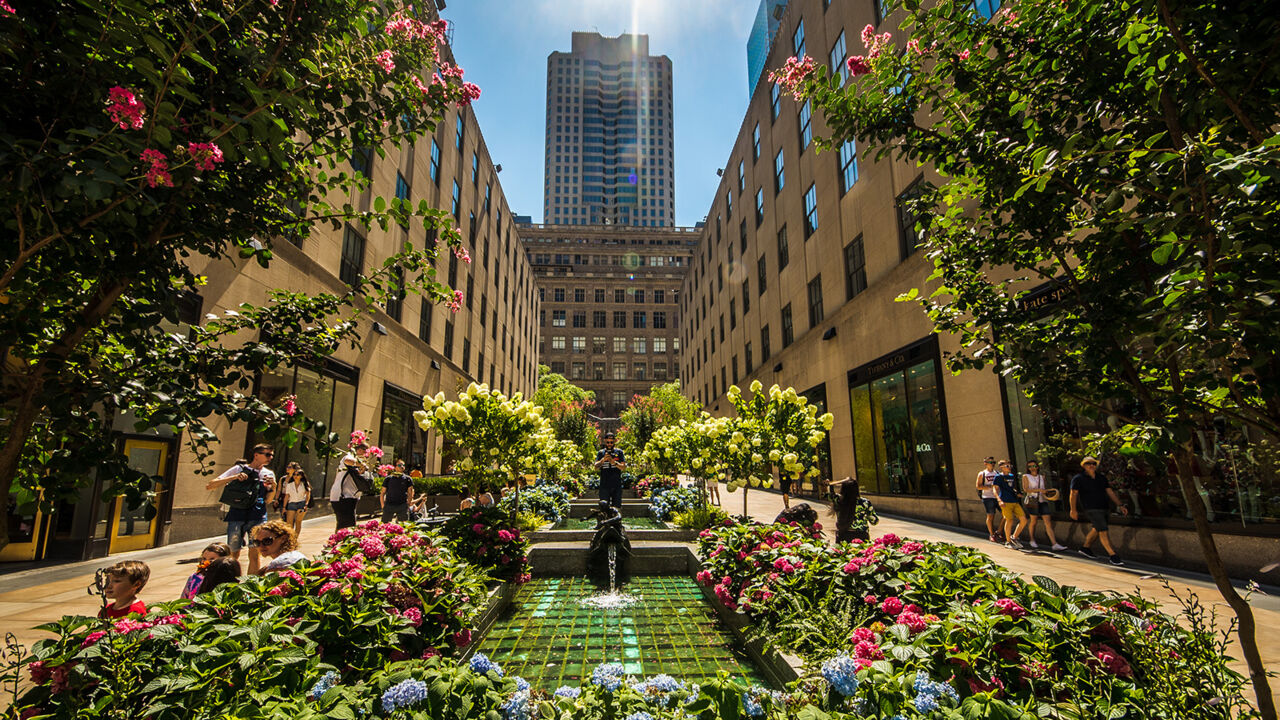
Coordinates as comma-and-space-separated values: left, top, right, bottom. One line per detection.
544, 32, 674, 228
746, 0, 789, 96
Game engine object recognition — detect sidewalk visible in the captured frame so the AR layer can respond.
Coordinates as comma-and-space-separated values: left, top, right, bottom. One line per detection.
723, 484, 1280, 701
0, 516, 337, 652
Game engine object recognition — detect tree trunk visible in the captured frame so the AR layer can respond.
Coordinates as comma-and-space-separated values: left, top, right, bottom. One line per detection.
1172, 446, 1276, 719
0, 374, 50, 553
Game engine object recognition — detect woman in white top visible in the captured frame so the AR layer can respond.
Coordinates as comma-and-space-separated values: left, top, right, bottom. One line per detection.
476, 484, 495, 508
457, 485, 475, 511
281, 465, 311, 538
1022, 460, 1066, 551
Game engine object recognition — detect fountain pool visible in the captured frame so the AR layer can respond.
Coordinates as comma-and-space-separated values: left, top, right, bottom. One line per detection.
471, 575, 769, 691
553, 516, 669, 530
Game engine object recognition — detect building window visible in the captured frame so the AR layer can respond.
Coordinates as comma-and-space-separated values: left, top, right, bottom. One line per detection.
448, 254, 458, 287
614, 288, 626, 303
633, 288, 645, 303
443, 320, 454, 359
572, 336, 586, 354
761, 324, 771, 361
429, 140, 441, 183
634, 363, 646, 381
614, 311, 627, 328
803, 184, 818, 238
552, 310, 566, 327
471, 152, 479, 185
554, 287, 566, 302
386, 266, 405, 321
799, 101, 812, 149
737, 161, 745, 193
350, 146, 372, 177
777, 224, 789, 269
574, 288, 586, 302
731, 355, 739, 384
461, 338, 471, 372
752, 123, 760, 161
633, 311, 647, 329
484, 183, 492, 214
770, 83, 780, 121
849, 350, 952, 497
654, 289, 665, 303
593, 362, 606, 380
613, 336, 627, 353
753, 188, 765, 227
781, 304, 794, 347
613, 362, 627, 380
339, 225, 364, 286
653, 311, 667, 329
972, 0, 1002, 20
742, 280, 751, 313
572, 311, 586, 328
593, 310, 607, 328
551, 336, 566, 351
418, 298, 432, 343
653, 337, 667, 353
807, 275, 824, 327
792, 18, 805, 57
595, 288, 606, 303
633, 337, 647, 354
898, 178, 925, 260
844, 235, 868, 300
745, 342, 753, 373
653, 362, 667, 380
830, 30, 848, 83
593, 336, 607, 353
874, 0, 886, 24
395, 173, 411, 228
725, 189, 732, 218
451, 180, 461, 221
757, 256, 768, 294
455, 114, 464, 151
571, 361, 586, 379
774, 148, 785, 193
612, 390, 627, 407
729, 299, 737, 329
839, 138, 860, 194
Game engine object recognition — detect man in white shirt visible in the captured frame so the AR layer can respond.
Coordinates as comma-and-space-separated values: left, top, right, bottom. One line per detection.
329, 449, 363, 529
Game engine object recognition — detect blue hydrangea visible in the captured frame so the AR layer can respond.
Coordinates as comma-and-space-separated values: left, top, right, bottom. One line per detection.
307, 671, 338, 701
381, 679, 430, 712
591, 662, 625, 692
821, 653, 861, 697
553, 685, 581, 699
501, 686, 531, 720
469, 653, 505, 677
624, 713, 654, 720
631, 674, 687, 707
912, 674, 959, 714
514, 677, 530, 692
741, 689, 764, 718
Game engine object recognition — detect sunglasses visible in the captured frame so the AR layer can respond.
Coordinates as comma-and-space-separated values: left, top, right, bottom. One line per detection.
256, 534, 278, 546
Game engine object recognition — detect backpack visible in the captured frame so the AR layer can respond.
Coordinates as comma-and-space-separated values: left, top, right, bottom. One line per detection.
345, 465, 377, 495
218, 465, 261, 510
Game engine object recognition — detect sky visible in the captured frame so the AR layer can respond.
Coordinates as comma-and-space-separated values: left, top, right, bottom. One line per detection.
441, 0, 760, 227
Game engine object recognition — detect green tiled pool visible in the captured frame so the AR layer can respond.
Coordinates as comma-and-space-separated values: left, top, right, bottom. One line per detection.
474, 576, 768, 690
555, 516, 668, 530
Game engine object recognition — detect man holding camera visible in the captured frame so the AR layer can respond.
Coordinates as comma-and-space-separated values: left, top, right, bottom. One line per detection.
594, 432, 627, 508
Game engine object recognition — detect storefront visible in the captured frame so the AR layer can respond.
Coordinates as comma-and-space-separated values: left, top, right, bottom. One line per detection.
379, 382, 431, 472
848, 337, 955, 500
254, 359, 359, 499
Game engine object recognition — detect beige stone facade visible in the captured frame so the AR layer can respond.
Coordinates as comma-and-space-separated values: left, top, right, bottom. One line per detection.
678, 0, 1279, 580
521, 223, 695, 420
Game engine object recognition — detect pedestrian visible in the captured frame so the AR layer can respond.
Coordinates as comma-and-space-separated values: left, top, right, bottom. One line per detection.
992, 460, 1028, 549
1070, 456, 1130, 565
594, 432, 627, 508
97, 560, 149, 619
195, 557, 242, 595
249, 519, 307, 574
280, 465, 311, 539
329, 446, 364, 530
205, 444, 276, 563
778, 471, 793, 509
827, 477, 878, 544
379, 459, 415, 522
457, 485, 475, 511
181, 542, 231, 600
975, 457, 1002, 543
1022, 460, 1067, 551
476, 483, 496, 508
706, 475, 721, 506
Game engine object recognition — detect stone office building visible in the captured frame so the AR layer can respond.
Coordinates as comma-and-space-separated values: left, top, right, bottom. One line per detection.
678, 0, 1278, 581
1, 5, 540, 563
522, 222, 696, 419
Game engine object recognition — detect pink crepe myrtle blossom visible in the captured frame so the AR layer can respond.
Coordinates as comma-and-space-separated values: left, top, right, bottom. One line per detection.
376, 463, 396, 477
454, 245, 471, 262
452, 628, 472, 647
106, 86, 146, 130
0, 0, 14, 14
375, 50, 396, 73
456, 81, 482, 107
958, 49, 972, 60
845, 55, 871, 77
141, 149, 172, 188
446, 290, 464, 313
767, 55, 816, 101
80, 631, 108, 648
186, 142, 224, 171
283, 395, 297, 416
367, 446, 384, 459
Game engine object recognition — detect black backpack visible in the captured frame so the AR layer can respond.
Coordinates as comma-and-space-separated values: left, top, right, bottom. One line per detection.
218, 465, 261, 510
345, 465, 377, 495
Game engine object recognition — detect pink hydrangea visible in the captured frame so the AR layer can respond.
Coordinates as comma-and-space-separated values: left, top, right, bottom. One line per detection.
896, 610, 927, 634
28, 660, 50, 684
400, 607, 423, 626
113, 619, 153, 634
186, 142, 224, 172
345, 569, 364, 580
106, 86, 146, 130
497, 529, 514, 542
383, 523, 406, 534
853, 639, 884, 660
318, 581, 341, 594
388, 534, 411, 549
80, 631, 108, 648
903, 603, 922, 615
873, 533, 901, 547
880, 596, 904, 616
1090, 643, 1133, 678
267, 584, 291, 596
851, 627, 878, 644
994, 598, 1027, 619
452, 628, 472, 647
864, 594, 878, 605
696, 569, 713, 585
472, 523, 486, 535
901, 541, 924, 553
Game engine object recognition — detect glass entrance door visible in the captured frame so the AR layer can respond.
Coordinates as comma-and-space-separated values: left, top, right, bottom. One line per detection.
107, 439, 169, 554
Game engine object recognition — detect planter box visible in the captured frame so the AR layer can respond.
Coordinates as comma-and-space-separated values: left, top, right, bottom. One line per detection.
429, 494, 461, 514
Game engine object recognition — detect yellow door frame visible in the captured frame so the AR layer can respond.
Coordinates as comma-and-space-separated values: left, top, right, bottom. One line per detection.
107, 438, 170, 554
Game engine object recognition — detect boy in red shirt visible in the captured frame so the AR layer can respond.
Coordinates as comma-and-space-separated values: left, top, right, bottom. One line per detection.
97, 560, 150, 619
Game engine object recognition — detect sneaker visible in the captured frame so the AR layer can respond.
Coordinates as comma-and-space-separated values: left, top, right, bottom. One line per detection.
1078, 547, 1096, 558
989, 534, 999, 543
1109, 555, 1125, 566
1051, 543, 1068, 552
1010, 538, 1024, 549
1004, 541, 1016, 549
1029, 540, 1039, 549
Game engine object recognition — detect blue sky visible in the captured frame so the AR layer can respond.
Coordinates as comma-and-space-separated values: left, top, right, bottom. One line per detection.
441, 0, 760, 227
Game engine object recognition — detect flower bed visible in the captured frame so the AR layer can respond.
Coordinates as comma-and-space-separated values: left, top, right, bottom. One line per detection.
498, 482, 571, 525
634, 476, 679, 498
648, 485, 702, 521
695, 519, 1251, 718
441, 505, 531, 583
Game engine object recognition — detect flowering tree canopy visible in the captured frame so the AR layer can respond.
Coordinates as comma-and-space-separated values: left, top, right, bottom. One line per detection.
0, 0, 485, 546
414, 384, 550, 490
616, 381, 702, 462
781, 0, 1278, 712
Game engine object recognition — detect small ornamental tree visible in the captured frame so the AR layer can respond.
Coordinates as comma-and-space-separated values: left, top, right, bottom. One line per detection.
532, 365, 599, 462
616, 381, 702, 462
0, 0, 483, 547
414, 384, 549, 493
782, 0, 1278, 711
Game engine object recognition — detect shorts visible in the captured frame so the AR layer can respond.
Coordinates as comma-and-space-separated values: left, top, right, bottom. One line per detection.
1084, 508, 1109, 531
1000, 503, 1026, 520
285, 501, 307, 511
779, 475, 793, 494
226, 516, 266, 552
1029, 501, 1052, 516
982, 497, 999, 515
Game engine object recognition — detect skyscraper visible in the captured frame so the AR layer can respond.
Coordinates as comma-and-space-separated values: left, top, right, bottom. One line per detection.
746, 0, 789, 95
544, 32, 674, 227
